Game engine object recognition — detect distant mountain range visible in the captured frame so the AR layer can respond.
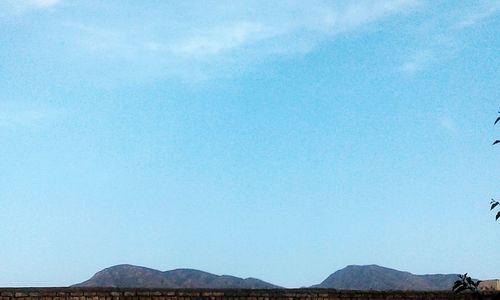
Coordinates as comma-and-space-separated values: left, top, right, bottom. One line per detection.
73, 264, 460, 291
74, 264, 280, 289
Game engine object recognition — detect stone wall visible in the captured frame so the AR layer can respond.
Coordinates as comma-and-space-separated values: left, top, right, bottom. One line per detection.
0, 289, 499, 300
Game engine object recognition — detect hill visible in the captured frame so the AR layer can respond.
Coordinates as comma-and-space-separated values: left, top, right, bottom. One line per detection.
73, 264, 280, 289
312, 265, 458, 291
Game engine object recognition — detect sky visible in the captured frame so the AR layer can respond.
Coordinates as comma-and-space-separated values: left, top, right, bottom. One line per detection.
0, 0, 499, 288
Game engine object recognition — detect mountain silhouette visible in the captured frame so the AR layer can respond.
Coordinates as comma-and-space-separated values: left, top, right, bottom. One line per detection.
312, 265, 458, 291
73, 264, 280, 289
74, 264, 461, 290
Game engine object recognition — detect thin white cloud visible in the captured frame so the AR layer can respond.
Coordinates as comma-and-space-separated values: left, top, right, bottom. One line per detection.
68, 23, 131, 54
32, 0, 60, 8
439, 115, 458, 134
1, 0, 420, 83
0, 0, 60, 17
72, 1, 420, 59
171, 22, 270, 58
399, 50, 434, 74
323, 0, 421, 33
397, 1, 498, 76
2, 0, 60, 11
455, 1, 500, 29
0, 106, 66, 129
60, 0, 420, 82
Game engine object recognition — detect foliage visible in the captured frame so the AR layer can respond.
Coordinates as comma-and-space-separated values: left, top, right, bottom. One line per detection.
452, 273, 481, 293
451, 112, 497, 293
491, 199, 500, 221
492, 112, 500, 221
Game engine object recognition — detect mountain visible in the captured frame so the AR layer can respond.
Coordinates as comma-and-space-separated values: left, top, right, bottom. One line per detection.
73, 264, 280, 289
312, 265, 458, 291
74, 264, 461, 290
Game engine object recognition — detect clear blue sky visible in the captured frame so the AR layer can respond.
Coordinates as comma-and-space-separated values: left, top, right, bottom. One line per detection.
0, 0, 499, 288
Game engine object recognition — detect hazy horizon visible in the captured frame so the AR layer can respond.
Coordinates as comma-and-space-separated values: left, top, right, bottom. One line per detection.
0, 0, 499, 288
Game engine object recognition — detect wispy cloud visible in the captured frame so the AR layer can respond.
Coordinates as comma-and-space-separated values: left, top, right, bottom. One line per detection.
399, 50, 434, 74
320, 0, 421, 33
0, 106, 66, 129
171, 22, 270, 58
68, 23, 132, 54
0, 0, 423, 84
31, 0, 60, 8
455, 1, 500, 29
1, 0, 61, 13
57, 0, 420, 81
397, 1, 498, 76
438, 115, 459, 134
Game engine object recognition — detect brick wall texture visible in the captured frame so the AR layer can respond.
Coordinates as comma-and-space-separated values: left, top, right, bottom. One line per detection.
1, 289, 499, 300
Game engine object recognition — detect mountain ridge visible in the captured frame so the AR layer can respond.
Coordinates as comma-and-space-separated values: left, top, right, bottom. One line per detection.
74, 264, 281, 289
312, 264, 458, 291
74, 264, 460, 291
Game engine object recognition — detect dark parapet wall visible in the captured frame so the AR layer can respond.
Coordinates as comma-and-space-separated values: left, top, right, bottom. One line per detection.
0, 288, 499, 300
